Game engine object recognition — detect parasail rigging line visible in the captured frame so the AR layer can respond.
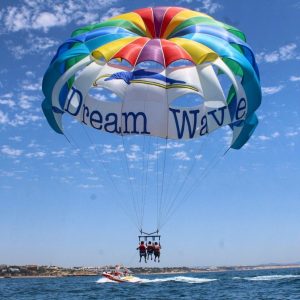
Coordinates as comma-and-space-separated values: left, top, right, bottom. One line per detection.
155, 137, 159, 231
157, 138, 168, 230
139, 135, 146, 229
165, 145, 224, 225
80, 125, 123, 196
139, 92, 150, 230
158, 138, 206, 230
160, 143, 226, 230
118, 79, 145, 230
121, 135, 143, 230
140, 135, 151, 230
63, 129, 140, 229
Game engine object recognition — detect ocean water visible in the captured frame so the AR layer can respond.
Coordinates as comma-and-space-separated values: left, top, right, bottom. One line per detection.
1, 268, 300, 299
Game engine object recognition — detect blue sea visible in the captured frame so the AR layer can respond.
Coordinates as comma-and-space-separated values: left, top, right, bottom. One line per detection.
1, 268, 300, 299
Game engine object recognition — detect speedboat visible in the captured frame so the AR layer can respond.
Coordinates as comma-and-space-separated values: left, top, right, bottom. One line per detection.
102, 271, 141, 283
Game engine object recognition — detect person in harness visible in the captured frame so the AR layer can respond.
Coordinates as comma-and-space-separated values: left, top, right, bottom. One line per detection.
137, 241, 147, 263
147, 241, 154, 260
153, 242, 161, 263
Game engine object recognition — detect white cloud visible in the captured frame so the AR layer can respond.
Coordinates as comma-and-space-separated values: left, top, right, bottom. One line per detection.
100, 7, 126, 22
8, 36, 59, 59
257, 135, 270, 141
256, 132, 281, 142
160, 142, 184, 149
178, 0, 222, 14
51, 150, 65, 157
195, 154, 203, 160
33, 11, 68, 32
199, 0, 222, 14
1, 145, 23, 157
30, 36, 59, 51
92, 93, 108, 102
279, 43, 297, 59
78, 183, 103, 189
263, 52, 279, 63
126, 152, 140, 162
256, 43, 299, 64
25, 71, 35, 78
28, 141, 40, 148
286, 131, 298, 137
0, 110, 9, 124
1, 0, 120, 33
271, 132, 280, 138
14, 93, 39, 110
102, 144, 124, 154
22, 82, 41, 91
130, 144, 141, 152
9, 136, 22, 142
26, 151, 46, 158
19, 99, 32, 110
290, 75, 300, 82
0, 110, 42, 127
148, 150, 161, 160
0, 99, 16, 108
11, 114, 38, 126
0, 93, 16, 108
262, 85, 284, 96
173, 151, 190, 161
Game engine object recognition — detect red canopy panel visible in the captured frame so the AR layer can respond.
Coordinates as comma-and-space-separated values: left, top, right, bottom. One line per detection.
112, 37, 150, 66
160, 7, 185, 38
134, 8, 156, 38
161, 39, 194, 66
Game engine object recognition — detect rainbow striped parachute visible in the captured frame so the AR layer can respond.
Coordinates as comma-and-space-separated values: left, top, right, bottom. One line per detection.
42, 6, 261, 149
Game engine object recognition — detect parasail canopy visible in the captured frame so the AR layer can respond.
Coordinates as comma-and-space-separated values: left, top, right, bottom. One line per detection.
42, 6, 261, 150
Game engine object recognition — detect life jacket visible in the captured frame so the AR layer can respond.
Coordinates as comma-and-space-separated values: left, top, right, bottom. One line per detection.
139, 244, 146, 253
147, 245, 154, 252
154, 245, 160, 254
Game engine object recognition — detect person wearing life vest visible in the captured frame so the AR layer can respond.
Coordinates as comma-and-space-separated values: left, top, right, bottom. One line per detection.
137, 241, 147, 263
147, 241, 154, 260
153, 242, 161, 263
113, 265, 122, 277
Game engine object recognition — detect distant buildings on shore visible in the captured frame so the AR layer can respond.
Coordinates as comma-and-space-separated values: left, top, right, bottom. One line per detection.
1, 264, 300, 278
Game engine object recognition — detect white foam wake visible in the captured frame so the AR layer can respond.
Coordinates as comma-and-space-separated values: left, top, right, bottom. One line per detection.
140, 276, 217, 284
96, 275, 216, 284
240, 275, 300, 281
96, 277, 117, 283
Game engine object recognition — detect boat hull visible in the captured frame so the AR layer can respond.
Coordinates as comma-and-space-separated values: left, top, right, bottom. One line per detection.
102, 272, 141, 283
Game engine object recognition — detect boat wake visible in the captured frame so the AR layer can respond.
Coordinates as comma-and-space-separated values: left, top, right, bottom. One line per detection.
233, 275, 300, 281
96, 277, 117, 283
96, 276, 216, 284
140, 276, 217, 284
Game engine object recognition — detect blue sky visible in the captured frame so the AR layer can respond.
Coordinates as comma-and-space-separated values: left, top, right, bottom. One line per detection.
0, 0, 300, 268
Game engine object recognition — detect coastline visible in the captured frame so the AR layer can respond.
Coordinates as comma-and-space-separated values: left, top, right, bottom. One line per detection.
1, 264, 300, 279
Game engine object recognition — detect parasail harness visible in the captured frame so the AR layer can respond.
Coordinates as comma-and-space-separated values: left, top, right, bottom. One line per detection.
138, 229, 161, 242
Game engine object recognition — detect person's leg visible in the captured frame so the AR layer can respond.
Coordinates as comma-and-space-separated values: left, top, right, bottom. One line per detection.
139, 254, 141, 263
158, 253, 160, 263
